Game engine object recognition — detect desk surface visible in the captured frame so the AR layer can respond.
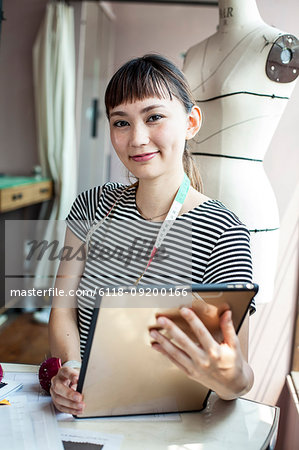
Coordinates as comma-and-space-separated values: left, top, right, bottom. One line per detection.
2, 363, 279, 450
0, 176, 51, 190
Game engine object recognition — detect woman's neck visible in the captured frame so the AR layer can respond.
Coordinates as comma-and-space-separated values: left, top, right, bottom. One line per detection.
135, 171, 185, 220
218, 0, 263, 32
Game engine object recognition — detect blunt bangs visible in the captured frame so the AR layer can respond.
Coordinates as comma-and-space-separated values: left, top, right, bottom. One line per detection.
105, 55, 194, 117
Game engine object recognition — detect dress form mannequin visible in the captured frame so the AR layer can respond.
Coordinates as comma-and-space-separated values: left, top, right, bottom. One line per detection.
183, 0, 299, 302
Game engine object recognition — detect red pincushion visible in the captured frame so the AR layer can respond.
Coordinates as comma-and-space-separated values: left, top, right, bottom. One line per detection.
39, 357, 61, 393
0, 363, 3, 382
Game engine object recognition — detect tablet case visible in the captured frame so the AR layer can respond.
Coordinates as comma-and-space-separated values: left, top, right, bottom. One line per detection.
76, 283, 258, 418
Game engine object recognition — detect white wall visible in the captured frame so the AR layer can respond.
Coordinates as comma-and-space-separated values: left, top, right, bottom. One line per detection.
109, 0, 299, 406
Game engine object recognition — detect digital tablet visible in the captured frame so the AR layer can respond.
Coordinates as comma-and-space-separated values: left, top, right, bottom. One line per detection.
75, 282, 258, 418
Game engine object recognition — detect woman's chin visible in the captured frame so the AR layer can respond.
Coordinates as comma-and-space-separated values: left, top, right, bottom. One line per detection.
129, 166, 163, 181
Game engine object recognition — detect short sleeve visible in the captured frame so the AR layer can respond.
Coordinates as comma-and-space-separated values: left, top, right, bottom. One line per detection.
66, 186, 102, 242
202, 224, 255, 314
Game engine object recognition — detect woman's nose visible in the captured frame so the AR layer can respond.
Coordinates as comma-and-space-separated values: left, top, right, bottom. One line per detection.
129, 124, 150, 147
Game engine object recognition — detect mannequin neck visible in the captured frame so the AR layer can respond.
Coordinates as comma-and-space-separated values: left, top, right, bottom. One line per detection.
218, 0, 263, 32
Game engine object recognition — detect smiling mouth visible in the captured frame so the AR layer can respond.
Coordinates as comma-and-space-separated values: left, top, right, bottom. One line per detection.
130, 151, 160, 162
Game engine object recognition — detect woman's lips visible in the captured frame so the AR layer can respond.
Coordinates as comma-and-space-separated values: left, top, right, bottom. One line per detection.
130, 151, 159, 162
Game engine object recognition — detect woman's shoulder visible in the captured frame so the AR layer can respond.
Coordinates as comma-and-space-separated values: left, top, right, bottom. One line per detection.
66, 182, 133, 240
101, 181, 133, 197
78, 181, 130, 204
183, 188, 245, 229
68, 181, 131, 219
201, 199, 244, 222
190, 199, 249, 233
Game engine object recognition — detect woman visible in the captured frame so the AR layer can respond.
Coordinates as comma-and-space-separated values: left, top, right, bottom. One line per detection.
49, 54, 254, 414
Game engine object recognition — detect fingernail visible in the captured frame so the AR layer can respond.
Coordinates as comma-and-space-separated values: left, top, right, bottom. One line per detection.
157, 317, 165, 326
227, 310, 232, 321
150, 330, 158, 339
180, 307, 189, 316
74, 394, 81, 401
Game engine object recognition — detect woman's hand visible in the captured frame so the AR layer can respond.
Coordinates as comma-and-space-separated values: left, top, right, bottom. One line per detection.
149, 307, 254, 400
50, 366, 85, 414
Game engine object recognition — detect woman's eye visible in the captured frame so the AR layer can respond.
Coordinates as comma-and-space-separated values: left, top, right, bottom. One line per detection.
113, 120, 129, 127
147, 114, 163, 122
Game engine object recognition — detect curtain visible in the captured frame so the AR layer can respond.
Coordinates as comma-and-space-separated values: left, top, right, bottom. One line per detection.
32, 3, 77, 292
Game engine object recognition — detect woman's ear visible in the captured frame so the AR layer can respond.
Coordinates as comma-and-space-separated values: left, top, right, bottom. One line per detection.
186, 105, 202, 140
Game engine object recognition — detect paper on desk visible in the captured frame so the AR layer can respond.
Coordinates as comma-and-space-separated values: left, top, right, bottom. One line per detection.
4, 371, 48, 402
0, 395, 63, 450
5, 372, 181, 423
60, 427, 123, 450
0, 378, 23, 400
5, 371, 181, 427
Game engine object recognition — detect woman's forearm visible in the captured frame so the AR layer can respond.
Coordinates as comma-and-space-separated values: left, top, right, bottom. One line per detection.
48, 228, 86, 363
48, 307, 81, 363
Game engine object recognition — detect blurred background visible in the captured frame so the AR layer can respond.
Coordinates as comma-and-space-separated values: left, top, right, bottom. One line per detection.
0, 1, 298, 448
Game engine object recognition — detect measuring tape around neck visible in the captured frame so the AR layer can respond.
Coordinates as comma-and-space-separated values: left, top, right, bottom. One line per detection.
84, 175, 190, 285
135, 173, 190, 284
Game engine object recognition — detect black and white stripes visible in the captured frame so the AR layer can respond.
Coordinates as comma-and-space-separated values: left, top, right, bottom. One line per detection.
66, 182, 253, 355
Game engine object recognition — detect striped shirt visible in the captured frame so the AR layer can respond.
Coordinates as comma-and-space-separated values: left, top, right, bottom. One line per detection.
66, 182, 253, 355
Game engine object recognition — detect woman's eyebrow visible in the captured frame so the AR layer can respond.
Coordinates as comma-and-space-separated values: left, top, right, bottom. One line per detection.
110, 104, 166, 118
109, 110, 127, 118
141, 104, 166, 113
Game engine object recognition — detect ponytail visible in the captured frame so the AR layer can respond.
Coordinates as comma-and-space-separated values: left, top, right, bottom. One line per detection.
183, 145, 203, 193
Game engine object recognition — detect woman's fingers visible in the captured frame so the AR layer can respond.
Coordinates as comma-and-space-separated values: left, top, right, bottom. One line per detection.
149, 308, 249, 397
51, 368, 80, 395
156, 316, 205, 359
151, 341, 190, 375
150, 327, 193, 368
219, 310, 238, 349
50, 367, 84, 414
149, 315, 212, 378
180, 307, 219, 356
50, 388, 85, 414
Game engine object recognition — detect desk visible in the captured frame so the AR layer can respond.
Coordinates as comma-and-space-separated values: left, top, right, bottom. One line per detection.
2, 363, 279, 450
0, 176, 53, 213
0, 176, 53, 312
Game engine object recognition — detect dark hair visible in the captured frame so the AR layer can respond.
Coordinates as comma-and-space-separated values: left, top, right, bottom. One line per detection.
105, 54, 203, 192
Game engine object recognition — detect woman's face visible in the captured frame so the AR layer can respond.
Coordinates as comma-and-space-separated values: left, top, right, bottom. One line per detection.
109, 96, 199, 181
